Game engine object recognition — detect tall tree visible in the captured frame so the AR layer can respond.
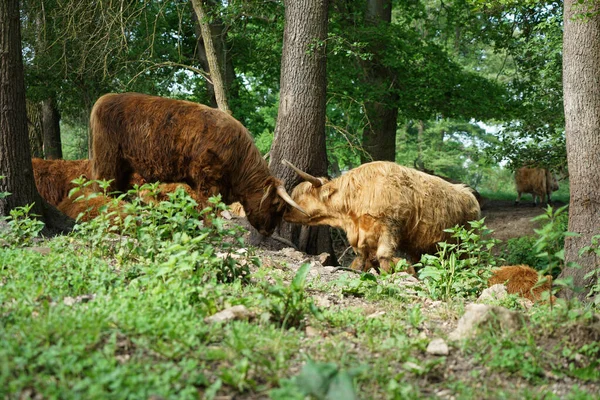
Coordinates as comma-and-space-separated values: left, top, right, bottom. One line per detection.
190, 0, 231, 113
0, 0, 72, 232
269, 0, 334, 259
0, 0, 42, 215
41, 96, 62, 159
361, 0, 398, 162
561, 0, 600, 301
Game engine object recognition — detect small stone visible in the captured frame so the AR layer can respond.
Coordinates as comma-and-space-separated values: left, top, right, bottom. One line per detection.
280, 248, 305, 260
318, 252, 333, 266
448, 303, 525, 342
27, 246, 51, 256
426, 338, 449, 356
323, 266, 337, 273
220, 210, 233, 220
204, 305, 251, 324
314, 295, 331, 308
366, 311, 386, 319
305, 326, 320, 337
477, 284, 508, 303
63, 297, 76, 306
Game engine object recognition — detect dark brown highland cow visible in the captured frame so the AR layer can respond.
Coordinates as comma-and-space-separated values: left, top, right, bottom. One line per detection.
32, 158, 91, 206
90, 93, 303, 235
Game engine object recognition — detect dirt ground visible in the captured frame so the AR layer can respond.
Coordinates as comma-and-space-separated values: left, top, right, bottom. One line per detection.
481, 199, 567, 242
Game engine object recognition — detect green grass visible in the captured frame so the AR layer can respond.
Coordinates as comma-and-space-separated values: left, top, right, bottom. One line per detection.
479, 179, 570, 204
0, 187, 597, 399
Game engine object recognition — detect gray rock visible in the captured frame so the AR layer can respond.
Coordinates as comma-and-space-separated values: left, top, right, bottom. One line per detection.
204, 305, 251, 324
448, 303, 525, 342
426, 338, 449, 356
477, 284, 508, 303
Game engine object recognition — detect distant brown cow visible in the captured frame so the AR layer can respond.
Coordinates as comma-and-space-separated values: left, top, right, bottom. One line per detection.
90, 93, 303, 236
488, 265, 554, 303
514, 167, 559, 206
283, 160, 481, 272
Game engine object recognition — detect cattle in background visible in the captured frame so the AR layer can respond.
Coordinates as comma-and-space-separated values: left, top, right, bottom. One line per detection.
90, 93, 303, 236
32, 158, 91, 206
282, 160, 481, 272
514, 166, 559, 206
488, 265, 554, 303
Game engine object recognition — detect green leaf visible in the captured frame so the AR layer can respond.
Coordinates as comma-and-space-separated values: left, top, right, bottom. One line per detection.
292, 263, 312, 291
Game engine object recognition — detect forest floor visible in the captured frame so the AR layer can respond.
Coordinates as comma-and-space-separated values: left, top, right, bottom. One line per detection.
2, 195, 599, 399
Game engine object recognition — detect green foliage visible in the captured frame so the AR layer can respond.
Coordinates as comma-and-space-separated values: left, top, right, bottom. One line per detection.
579, 235, 600, 307
0, 201, 45, 248
262, 263, 322, 330
70, 179, 253, 286
418, 219, 499, 300
272, 360, 362, 400
531, 205, 572, 278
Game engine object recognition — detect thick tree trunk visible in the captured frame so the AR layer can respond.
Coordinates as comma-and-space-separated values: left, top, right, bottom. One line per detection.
269, 0, 334, 262
190, 0, 230, 113
190, 1, 236, 109
0, 0, 72, 234
26, 99, 43, 158
560, 0, 600, 301
41, 97, 62, 159
0, 0, 42, 216
360, 0, 398, 163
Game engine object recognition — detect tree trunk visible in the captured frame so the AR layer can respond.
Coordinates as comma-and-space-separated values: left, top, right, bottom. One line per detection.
269, 0, 334, 262
41, 97, 62, 159
360, 0, 398, 163
190, 0, 230, 113
0, 0, 72, 234
190, 0, 236, 109
26, 99, 43, 158
560, 0, 600, 301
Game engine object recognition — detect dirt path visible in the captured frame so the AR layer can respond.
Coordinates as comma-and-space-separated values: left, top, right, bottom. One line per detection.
481, 199, 566, 242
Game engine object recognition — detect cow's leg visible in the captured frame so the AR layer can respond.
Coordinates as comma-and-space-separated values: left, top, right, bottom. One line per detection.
515, 192, 522, 206
376, 228, 396, 273
91, 140, 123, 193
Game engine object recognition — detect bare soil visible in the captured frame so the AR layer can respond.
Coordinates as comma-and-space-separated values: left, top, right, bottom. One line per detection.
481, 199, 567, 242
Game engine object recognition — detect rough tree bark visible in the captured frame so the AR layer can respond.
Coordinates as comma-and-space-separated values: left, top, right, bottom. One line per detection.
41, 96, 62, 159
560, 0, 600, 301
26, 99, 43, 158
190, 0, 236, 110
360, 0, 398, 163
190, 0, 231, 113
0, 0, 72, 233
269, 0, 335, 262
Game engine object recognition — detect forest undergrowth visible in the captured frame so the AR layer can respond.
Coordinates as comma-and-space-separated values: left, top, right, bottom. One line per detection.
0, 184, 599, 399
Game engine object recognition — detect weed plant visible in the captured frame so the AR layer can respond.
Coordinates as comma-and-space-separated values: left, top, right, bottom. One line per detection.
417, 219, 499, 301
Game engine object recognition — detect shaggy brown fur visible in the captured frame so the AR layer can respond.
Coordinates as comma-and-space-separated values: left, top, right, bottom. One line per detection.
284, 161, 481, 272
489, 265, 554, 303
515, 167, 559, 206
90, 93, 297, 235
57, 190, 125, 222
32, 158, 91, 206
32, 158, 148, 207
414, 162, 484, 207
58, 182, 205, 223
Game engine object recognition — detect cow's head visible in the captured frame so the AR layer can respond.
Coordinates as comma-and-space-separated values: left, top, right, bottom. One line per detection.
244, 176, 307, 236
281, 160, 332, 225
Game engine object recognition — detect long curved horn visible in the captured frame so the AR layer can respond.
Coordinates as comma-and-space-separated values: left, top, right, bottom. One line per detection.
281, 159, 323, 188
276, 185, 308, 216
